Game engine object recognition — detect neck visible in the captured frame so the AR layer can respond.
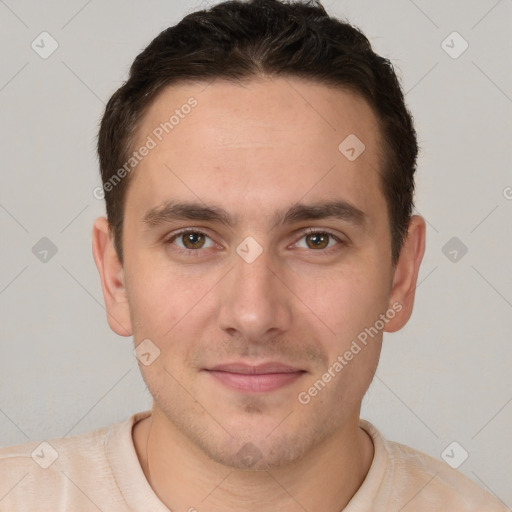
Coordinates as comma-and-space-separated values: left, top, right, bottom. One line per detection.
133, 406, 373, 512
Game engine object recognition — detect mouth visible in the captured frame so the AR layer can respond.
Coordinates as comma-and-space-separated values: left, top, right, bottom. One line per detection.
203, 362, 307, 393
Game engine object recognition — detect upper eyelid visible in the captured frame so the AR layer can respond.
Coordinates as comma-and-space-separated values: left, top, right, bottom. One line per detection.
300, 227, 342, 239
165, 227, 213, 240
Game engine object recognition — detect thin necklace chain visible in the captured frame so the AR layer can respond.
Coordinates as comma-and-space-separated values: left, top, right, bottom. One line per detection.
145, 418, 153, 488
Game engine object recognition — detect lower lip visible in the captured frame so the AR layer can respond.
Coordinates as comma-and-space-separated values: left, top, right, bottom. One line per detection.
206, 370, 305, 393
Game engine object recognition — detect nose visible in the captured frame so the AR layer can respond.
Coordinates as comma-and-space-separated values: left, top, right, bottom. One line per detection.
216, 243, 293, 345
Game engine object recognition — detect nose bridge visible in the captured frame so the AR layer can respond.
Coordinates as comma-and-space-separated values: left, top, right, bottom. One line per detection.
234, 247, 275, 300
217, 243, 291, 340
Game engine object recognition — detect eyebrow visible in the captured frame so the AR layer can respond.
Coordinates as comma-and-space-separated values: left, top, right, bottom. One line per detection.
142, 199, 367, 230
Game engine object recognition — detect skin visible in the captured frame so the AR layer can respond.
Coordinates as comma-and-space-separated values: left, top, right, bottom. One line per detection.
93, 77, 425, 511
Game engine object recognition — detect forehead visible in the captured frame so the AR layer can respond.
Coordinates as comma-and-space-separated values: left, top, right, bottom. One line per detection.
127, 77, 385, 224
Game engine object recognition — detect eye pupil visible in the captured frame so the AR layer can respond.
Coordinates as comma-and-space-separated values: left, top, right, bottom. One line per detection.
183, 232, 205, 249
307, 233, 329, 249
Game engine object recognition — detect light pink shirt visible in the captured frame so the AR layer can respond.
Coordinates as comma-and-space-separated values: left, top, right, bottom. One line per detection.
0, 411, 507, 511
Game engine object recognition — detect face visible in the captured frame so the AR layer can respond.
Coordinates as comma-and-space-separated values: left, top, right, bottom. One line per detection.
100, 77, 416, 470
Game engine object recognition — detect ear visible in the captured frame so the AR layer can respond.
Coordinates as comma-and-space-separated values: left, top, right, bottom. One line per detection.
384, 215, 426, 333
92, 217, 133, 336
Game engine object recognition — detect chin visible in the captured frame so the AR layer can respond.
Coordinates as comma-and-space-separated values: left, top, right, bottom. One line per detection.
199, 435, 308, 470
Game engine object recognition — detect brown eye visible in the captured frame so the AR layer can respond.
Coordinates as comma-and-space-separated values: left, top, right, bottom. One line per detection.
305, 232, 330, 250
181, 232, 206, 249
168, 230, 215, 251
295, 230, 342, 252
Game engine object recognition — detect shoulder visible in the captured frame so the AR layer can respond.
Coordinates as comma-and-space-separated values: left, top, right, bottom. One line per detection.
0, 416, 133, 511
387, 440, 505, 510
361, 421, 508, 511
0, 420, 110, 467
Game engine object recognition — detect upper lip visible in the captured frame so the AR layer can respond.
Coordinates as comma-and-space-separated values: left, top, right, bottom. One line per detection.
206, 362, 304, 374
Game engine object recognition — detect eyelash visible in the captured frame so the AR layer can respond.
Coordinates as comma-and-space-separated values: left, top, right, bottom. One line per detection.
164, 227, 345, 257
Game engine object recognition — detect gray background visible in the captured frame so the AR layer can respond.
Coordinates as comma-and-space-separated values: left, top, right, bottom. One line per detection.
1, 0, 511, 506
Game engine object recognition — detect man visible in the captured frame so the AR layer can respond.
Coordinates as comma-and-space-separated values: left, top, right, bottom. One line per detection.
0, 1, 507, 510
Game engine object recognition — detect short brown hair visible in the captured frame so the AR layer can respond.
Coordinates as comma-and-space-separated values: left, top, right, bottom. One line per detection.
97, 0, 417, 265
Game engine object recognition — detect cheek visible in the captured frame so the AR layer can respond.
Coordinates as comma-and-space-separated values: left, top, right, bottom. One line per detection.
123, 255, 194, 338
291, 263, 390, 344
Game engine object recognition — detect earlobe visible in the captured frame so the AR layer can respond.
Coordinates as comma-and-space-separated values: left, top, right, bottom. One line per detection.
384, 215, 426, 333
92, 217, 133, 337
